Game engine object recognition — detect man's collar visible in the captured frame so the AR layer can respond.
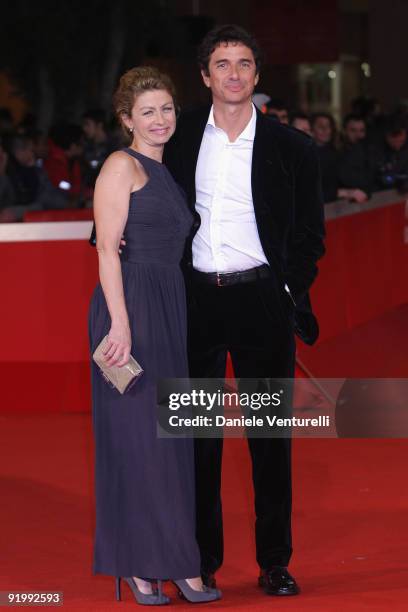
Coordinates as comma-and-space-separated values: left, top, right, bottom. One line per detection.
206, 103, 256, 142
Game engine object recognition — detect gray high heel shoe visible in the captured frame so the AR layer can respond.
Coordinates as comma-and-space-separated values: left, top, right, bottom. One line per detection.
173, 579, 222, 603
115, 576, 170, 605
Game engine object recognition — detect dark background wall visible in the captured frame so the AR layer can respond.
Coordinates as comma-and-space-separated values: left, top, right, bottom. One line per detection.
0, 0, 406, 127
369, 0, 408, 110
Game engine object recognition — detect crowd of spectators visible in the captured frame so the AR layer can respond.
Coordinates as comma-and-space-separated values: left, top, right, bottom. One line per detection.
258, 96, 408, 204
0, 108, 120, 222
2, 95, 408, 221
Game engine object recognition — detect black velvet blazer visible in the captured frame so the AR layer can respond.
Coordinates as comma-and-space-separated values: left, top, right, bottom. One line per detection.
163, 106, 326, 345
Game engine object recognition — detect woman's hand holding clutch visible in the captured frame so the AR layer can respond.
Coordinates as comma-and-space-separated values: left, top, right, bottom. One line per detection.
103, 323, 132, 367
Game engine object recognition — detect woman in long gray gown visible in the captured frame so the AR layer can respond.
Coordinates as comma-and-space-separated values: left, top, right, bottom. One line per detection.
88, 66, 221, 606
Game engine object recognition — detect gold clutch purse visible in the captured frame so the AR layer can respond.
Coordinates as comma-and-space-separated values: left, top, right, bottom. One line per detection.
92, 335, 143, 394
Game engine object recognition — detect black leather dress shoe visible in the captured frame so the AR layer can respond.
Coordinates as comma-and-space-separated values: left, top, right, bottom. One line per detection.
201, 572, 217, 589
258, 567, 300, 596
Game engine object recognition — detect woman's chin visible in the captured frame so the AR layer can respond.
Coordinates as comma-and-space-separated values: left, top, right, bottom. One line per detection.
146, 135, 172, 146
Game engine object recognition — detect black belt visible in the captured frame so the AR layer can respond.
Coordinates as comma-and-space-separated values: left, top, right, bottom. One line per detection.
192, 264, 271, 287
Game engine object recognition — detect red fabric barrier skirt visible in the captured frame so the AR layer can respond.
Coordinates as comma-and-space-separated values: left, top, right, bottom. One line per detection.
1, 199, 407, 411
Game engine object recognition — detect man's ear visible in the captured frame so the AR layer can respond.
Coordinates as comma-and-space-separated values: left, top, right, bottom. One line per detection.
254, 73, 260, 87
201, 69, 211, 89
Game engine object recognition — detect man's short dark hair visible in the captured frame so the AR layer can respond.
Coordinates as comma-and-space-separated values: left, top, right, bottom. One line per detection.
343, 113, 366, 129
384, 113, 407, 135
198, 24, 262, 75
351, 96, 378, 119
290, 111, 310, 124
0, 107, 13, 122
82, 108, 107, 127
310, 112, 336, 130
266, 98, 288, 112
10, 134, 33, 154
50, 123, 83, 150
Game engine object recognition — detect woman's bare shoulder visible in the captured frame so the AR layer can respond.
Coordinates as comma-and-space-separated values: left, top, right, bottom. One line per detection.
97, 150, 146, 189
102, 150, 142, 171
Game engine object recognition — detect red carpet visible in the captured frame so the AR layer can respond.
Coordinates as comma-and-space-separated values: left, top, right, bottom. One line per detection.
1, 413, 408, 611
297, 304, 408, 378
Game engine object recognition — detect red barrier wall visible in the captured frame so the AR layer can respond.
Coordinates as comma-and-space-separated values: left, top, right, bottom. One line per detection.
1, 240, 97, 362
1, 238, 97, 412
1, 194, 407, 412
309, 200, 408, 344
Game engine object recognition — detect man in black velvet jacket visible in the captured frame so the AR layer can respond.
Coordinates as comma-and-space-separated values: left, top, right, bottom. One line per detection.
163, 25, 325, 597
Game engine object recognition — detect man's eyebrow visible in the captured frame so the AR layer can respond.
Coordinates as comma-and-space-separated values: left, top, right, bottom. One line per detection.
214, 57, 254, 64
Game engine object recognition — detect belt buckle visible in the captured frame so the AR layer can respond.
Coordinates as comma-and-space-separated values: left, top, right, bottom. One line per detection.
216, 272, 236, 287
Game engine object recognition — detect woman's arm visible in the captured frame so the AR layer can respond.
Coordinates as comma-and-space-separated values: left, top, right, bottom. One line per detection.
93, 151, 144, 367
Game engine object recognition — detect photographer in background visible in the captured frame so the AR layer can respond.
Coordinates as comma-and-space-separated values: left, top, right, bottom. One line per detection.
0, 138, 16, 221
82, 109, 116, 200
337, 114, 373, 201
44, 124, 83, 207
371, 113, 408, 192
312, 112, 370, 204
290, 112, 312, 136
1, 135, 66, 221
311, 112, 339, 203
263, 98, 289, 124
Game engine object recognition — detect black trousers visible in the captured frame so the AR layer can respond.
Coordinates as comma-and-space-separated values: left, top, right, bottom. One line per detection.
187, 270, 296, 573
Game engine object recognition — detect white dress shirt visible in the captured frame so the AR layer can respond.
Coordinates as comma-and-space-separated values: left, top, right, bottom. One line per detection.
192, 104, 268, 273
